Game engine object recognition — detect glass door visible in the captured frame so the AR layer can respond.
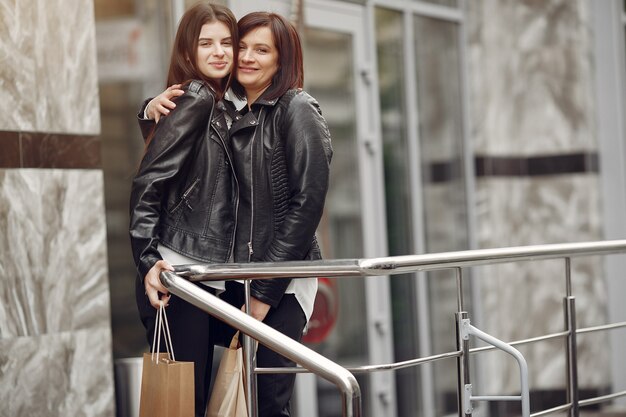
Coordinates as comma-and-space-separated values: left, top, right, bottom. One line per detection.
229, 1, 393, 415
298, 2, 394, 417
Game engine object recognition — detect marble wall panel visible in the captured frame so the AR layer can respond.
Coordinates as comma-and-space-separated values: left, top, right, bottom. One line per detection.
0, 169, 114, 416
475, 175, 601, 248
0, 0, 100, 134
35, 0, 100, 134
0, 328, 115, 417
0, 0, 37, 131
0, 169, 110, 337
466, 0, 596, 155
474, 175, 608, 393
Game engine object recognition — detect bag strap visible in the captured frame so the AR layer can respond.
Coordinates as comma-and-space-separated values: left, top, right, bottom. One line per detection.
152, 302, 176, 363
161, 303, 175, 361
229, 332, 240, 349
230, 331, 259, 353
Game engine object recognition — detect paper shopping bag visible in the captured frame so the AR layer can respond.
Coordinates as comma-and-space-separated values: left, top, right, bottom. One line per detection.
139, 304, 195, 417
206, 332, 248, 417
139, 353, 195, 417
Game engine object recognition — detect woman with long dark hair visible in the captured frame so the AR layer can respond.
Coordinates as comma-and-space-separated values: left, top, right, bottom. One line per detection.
128, 3, 239, 416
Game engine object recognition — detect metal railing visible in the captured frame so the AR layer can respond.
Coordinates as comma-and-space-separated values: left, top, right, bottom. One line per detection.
159, 271, 361, 417
161, 239, 626, 417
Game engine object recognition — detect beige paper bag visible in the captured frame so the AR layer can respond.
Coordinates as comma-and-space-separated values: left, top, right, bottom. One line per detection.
206, 332, 248, 417
139, 304, 195, 417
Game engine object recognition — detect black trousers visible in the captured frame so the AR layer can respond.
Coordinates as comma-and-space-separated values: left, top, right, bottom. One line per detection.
136, 279, 217, 417
220, 282, 307, 417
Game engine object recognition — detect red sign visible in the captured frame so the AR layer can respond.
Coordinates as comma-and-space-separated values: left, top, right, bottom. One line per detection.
303, 278, 339, 344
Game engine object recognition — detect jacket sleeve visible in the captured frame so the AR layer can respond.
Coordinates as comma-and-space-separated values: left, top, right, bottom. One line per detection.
137, 98, 156, 141
129, 83, 214, 280
251, 92, 333, 307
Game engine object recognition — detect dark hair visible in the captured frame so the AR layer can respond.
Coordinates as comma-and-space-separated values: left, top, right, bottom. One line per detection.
231, 12, 303, 101
166, 2, 238, 100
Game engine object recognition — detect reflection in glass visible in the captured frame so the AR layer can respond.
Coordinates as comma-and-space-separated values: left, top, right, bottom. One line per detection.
375, 7, 422, 417
414, 13, 470, 415
303, 27, 370, 417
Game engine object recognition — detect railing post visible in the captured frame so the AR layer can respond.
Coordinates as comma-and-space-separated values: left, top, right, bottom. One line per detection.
456, 311, 471, 417
564, 295, 579, 417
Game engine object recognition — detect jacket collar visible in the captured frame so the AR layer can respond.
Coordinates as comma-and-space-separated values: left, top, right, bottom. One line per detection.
229, 90, 279, 135
229, 107, 259, 136
248, 88, 280, 108
210, 102, 230, 143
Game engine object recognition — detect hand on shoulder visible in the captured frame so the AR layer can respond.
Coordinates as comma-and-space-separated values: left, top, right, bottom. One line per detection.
146, 84, 185, 122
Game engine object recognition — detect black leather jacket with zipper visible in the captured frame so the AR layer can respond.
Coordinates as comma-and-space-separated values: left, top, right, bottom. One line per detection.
229, 89, 333, 307
129, 80, 237, 280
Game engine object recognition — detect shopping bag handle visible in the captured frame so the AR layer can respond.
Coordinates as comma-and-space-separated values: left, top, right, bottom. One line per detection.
151, 301, 176, 363
229, 332, 240, 349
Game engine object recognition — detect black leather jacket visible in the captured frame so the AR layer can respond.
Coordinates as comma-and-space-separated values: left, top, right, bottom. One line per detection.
229, 89, 332, 307
129, 80, 236, 280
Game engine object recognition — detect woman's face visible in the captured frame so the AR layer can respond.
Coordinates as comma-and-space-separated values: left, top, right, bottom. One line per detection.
237, 26, 279, 98
196, 21, 233, 79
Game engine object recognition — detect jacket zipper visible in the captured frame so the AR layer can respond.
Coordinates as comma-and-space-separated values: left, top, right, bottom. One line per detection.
170, 177, 200, 213
214, 124, 239, 261
247, 108, 263, 262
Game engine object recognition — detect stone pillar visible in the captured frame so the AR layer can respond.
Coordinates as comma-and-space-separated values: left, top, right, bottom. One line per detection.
466, 0, 608, 397
0, 0, 114, 415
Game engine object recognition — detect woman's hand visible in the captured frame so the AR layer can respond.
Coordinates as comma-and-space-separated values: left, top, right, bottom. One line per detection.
146, 84, 184, 122
144, 260, 174, 308
242, 297, 271, 322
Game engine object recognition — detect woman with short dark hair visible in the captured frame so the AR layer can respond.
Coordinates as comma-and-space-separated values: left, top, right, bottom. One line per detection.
222, 11, 333, 417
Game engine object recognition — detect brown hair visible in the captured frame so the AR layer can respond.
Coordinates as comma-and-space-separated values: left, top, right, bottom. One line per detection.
166, 2, 238, 100
231, 12, 304, 101
144, 2, 237, 149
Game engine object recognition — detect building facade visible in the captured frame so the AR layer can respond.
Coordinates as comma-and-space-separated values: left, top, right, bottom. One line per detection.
1, 0, 625, 416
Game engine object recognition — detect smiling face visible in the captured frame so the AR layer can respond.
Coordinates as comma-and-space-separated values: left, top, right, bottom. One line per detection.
237, 26, 279, 104
195, 20, 233, 80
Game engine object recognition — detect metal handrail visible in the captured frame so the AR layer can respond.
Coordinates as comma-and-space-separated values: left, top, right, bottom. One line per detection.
174, 239, 626, 281
165, 239, 626, 417
159, 271, 361, 417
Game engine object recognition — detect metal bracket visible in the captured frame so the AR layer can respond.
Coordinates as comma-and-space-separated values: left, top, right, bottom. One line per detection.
464, 384, 474, 414
465, 323, 531, 417
461, 318, 471, 340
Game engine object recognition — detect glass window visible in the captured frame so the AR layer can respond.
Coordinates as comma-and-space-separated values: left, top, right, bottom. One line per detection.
375, 4, 470, 415
376, 10, 413, 258
303, 26, 371, 417
375, 7, 424, 417
413, 13, 469, 414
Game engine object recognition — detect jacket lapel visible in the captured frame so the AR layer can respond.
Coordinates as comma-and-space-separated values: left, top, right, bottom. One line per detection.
229, 110, 259, 136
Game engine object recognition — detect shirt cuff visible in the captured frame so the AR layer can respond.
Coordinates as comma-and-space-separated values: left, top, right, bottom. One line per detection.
142, 104, 151, 120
